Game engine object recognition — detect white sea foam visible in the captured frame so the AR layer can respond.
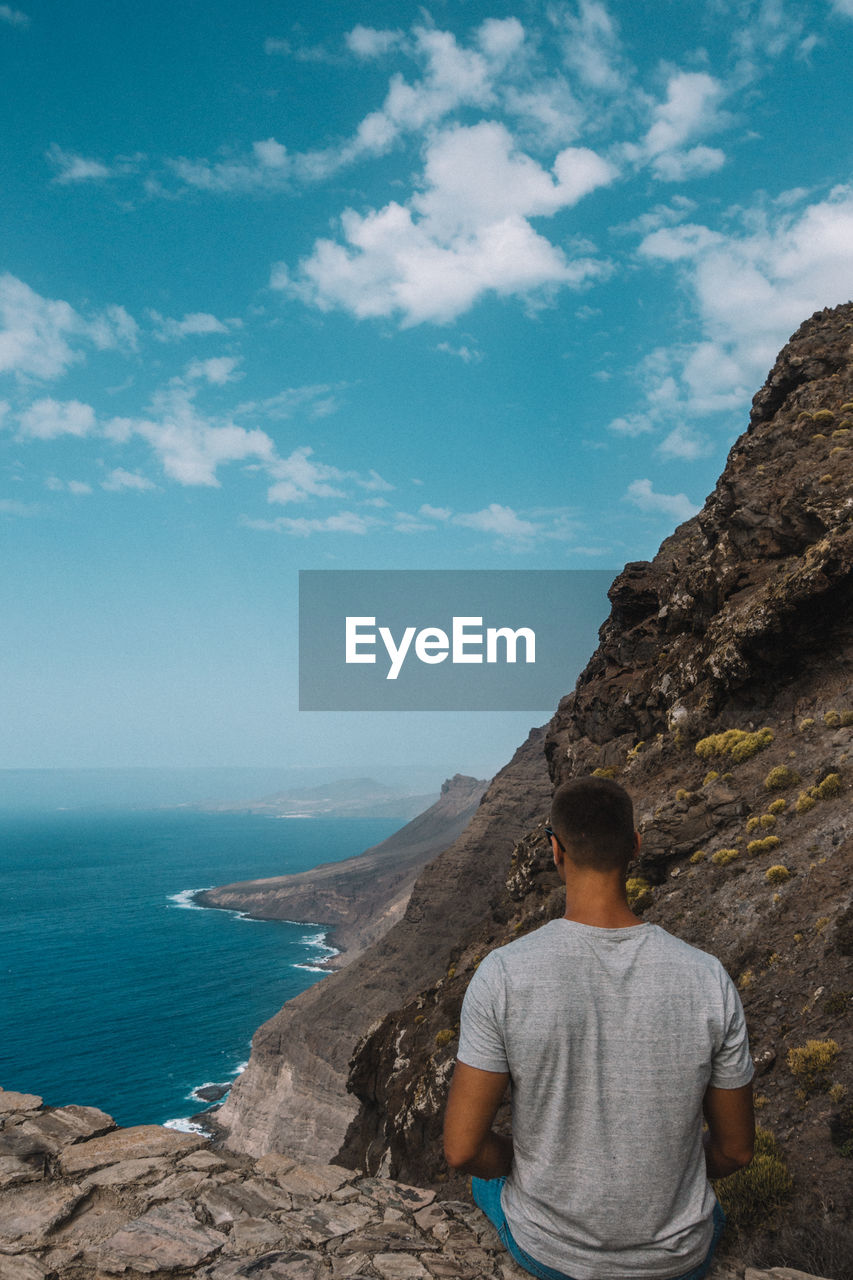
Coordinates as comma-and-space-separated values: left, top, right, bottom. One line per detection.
233, 1061, 249, 1075
167, 886, 215, 910
164, 1116, 215, 1136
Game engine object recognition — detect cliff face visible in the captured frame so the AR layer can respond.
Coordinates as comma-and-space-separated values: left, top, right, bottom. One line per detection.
338, 306, 853, 1237
197, 774, 487, 960
214, 732, 551, 1162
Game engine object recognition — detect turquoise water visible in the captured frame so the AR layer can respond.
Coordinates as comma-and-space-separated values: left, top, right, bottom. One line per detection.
0, 810, 401, 1128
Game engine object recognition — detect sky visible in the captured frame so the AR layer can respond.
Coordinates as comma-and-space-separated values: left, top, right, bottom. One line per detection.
2, 0, 853, 782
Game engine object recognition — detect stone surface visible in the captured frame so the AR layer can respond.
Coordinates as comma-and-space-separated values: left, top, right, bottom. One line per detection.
0, 1257, 48, 1280
59, 1123, 206, 1174
0, 1097, 833, 1280
0, 1093, 43, 1114
0, 1182, 88, 1241
98, 1198, 227, 1273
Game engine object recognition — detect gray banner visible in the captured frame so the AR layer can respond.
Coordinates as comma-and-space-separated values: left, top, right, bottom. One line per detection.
299, 570, 614, 711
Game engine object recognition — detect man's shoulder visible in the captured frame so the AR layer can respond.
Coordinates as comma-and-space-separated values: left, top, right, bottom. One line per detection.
649, 925, 735, 986
468, 920, 562, 982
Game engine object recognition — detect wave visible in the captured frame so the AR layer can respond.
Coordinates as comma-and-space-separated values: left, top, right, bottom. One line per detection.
166, 887, 215, 910
164, 1116, 216, 1137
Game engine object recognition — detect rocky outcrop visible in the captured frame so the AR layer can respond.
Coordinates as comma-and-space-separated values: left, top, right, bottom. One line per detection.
196, 776, 487, 961
337, 307, 853, 1248
213, 732, 551, 1163
0, 1089, 827, 1280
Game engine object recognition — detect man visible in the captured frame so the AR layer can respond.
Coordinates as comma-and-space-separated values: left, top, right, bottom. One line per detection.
443, 776, 754, 1280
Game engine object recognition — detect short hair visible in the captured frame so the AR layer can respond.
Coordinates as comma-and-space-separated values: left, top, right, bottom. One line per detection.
549, 776, 635, 871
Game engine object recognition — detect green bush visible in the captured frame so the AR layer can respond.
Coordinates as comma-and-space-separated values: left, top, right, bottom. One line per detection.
795, 791, 816, 814
764, 765, 800, 791
768, 798, 786, 814
749, 836, 781, 856
592, 766, 617, 779
711, 848, 739, 866
714, 1127, 793, 1234
695, 727, 773, 763
759, 813, 777, 830
435, 1028, 456, 1047
824, 710, 841, 727
787, 1039, 840, 1095
765, 864, 791, 884
626, 877, 654, 910
815, 773, 842, 799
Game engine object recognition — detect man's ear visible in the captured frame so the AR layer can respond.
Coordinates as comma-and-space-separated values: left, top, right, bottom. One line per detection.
631, 831, 642, 862
550, 835, 566, 880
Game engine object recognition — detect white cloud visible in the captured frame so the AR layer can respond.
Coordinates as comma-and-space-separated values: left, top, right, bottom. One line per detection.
453, 502, 540, 540
185, 356, 242, 385
245, 511, 373, 536
108, 384, 275, 487
657, 425, 712, 460
266, 446, 346, 505
436, 341, 482, 362
101, 468, 156, 492
281, 122, 615, 325
357, 469, 393, 492
346, 26, 404, 58
0, 276, 80, 379
554, 0, 627, 94
630, 71, 729, 183
234, 384, 341, 420
638, 186, 853, 420
18, 398, 96, 440
0, 275, 137, 380
651, 145, 725, 182
626, 478, 699, 523
265, 446, 392, 504
45, 476, 92, 494
167, 139, 293, 193
0, 5, 28, 27
149, 311, 231, 341
831, 0, 853, 14
0, 498, 40, 516
46, 144, 113, 184
419, 503, 452, 520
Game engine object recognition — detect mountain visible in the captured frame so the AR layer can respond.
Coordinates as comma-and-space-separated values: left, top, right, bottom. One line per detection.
196, 774, 487, 959
190, 776, 440, 820
335, 306, 853, 1242
216, 305, 852, 1258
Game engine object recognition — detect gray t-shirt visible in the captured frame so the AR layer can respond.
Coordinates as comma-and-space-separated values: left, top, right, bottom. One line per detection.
457, 919, 753, 1280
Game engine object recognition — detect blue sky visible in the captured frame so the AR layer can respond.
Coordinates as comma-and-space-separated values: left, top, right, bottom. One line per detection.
2, 0, 853, 779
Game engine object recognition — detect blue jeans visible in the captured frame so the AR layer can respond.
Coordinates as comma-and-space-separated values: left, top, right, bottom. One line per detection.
471, 1177, 726, 1280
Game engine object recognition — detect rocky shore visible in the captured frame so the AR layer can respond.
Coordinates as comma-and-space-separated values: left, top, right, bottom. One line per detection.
195, 776, 487, 962
0, 1088, 829, 1280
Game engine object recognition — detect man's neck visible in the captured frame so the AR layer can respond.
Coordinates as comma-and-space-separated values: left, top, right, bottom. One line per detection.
562, 869, 641, 929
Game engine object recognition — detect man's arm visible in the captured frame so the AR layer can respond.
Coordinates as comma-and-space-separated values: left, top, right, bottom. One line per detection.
443, 1060, 512, 1178
702, 1082, 755, 1179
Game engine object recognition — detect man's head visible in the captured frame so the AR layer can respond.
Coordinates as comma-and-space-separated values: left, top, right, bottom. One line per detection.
548, 776, 637, 873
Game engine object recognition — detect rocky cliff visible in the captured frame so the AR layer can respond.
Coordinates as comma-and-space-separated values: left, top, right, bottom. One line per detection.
0, 1087, 813, 1280
197, 775, 487, 960
336, 306, 853, 1259
212, 733, 551, 1162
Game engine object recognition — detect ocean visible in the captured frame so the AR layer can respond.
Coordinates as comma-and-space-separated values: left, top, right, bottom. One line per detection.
0, 809, 402, 1130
